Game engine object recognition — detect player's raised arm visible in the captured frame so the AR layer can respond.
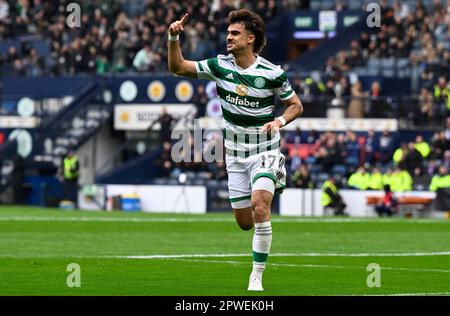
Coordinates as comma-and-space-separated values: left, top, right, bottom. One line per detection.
168, 13, 197, 79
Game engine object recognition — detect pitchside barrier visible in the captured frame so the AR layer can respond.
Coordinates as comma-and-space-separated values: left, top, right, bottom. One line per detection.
280, 189, 439, 218
78, 184, 207, 214
77, 184, 445, 218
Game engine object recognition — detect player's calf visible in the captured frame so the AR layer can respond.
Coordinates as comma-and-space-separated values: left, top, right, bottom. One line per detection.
233, 207, 254, 231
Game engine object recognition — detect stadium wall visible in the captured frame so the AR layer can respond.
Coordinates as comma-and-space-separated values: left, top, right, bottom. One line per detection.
77, 184, 443, 218
79, 184, 207, 214
280, 189, 438, 217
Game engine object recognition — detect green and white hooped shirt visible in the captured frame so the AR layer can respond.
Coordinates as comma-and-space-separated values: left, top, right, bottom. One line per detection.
195, 54, 295, 158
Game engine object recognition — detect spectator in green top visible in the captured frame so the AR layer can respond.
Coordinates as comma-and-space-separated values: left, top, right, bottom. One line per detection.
393, 143, 407, 166
399, 169, 413, 191
414, 134, 430, 159
389, 168, 413, 192
347, 166, 370, 190
390, 168, 409, 192
291, 164, 314, 189
368, 167, 384, 190
429, 166, 450, 192
382, 168, 394, 188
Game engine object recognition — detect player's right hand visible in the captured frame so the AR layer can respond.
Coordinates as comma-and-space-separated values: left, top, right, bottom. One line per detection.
169, 13, 188, 36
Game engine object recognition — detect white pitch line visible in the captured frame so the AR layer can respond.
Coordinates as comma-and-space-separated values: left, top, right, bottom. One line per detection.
170, 258, 450, 274
0, 216, 447, 224
119, 251, 450, 259
1, 251, 450, 259
170, 258, 350, 269
366, 292, 450, 296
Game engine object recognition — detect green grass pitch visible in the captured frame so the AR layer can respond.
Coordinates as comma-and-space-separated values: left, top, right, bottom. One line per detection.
0, 206, 449, 296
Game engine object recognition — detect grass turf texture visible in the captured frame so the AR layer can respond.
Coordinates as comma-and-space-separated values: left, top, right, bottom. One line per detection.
0, 206, 449, 296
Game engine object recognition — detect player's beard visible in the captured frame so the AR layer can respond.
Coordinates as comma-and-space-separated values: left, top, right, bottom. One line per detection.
227, 42, 243, 54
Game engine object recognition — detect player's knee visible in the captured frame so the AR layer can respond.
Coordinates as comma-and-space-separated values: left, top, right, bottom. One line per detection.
252, 204, 269, 219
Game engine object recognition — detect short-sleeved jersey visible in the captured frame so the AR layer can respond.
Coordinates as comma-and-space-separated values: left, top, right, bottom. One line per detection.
195, 54, 295, 158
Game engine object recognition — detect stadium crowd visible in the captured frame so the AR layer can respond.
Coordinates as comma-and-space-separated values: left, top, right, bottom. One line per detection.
0, 0, 308, 75
0, 1, 449, 191
1, 0, 449, 125
314, 0, 450, 123
151, 113, 449, 191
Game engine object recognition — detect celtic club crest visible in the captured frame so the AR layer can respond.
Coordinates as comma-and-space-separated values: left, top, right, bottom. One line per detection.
254, 77, 265, 88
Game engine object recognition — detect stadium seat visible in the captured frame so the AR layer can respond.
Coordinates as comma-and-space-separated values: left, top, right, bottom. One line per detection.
185, 171, 196, 179
381, 58, 395, 68
332, 164, 347, 176
396, 58, 409, 69
207, 180, 219, 189
193, 179, 205, 186
305, 156, 316, 165
317, 173, 329, 182
367, 58, 381, 68
197, 171, 212, 180
382, 68, 395, 77
310, 164, 321, 174
345, 156, 359, 167
365, 67, 380, 76
153, 178, 168, 185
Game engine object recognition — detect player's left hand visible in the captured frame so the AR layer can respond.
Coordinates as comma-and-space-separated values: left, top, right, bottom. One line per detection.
261, 120, 282, 136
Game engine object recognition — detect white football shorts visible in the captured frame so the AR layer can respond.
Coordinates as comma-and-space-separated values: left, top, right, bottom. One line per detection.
226, 149, 286, 209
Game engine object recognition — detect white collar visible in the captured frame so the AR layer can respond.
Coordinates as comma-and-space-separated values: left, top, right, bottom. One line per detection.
229, 53, 260, 72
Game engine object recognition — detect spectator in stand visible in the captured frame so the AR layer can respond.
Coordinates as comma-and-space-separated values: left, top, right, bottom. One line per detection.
305, 129, 318, 144
0, 0, 9, 23
25, 47, 44, 76
291, 164, 314, 189
443, 150, 450, 170
148, 108, 177, 143
433, 76, 450, 119
404, 141, 423, 176
287, 127, 303, 144
414, 134, 431, 159
379, 130, 394, 163
369, 81, 385, 117
314, 146, 334, 173
335, 133, 347, 164
382, 167, 394, 188
192, 84, 208, 118
133, 44, 156, 72
430, 131, 448, 160
369, 167, 384, 190
321, 177, 348, 216
344, 130, 360, 166
429, 165, 450, 192
347, 80, 365, 118
208, 161, 227, 181
446, 117, 450, 141
347, 166, 370, 190
96, 54, 110, 75
375, 184, 398, 217
364, 129, 379, 164
393, 142, 407, 168
418, 87, 434, 125
289, 148, 302, 173
154, 141, 174, 178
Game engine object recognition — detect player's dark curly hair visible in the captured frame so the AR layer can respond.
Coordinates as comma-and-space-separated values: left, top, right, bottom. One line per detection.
228, 9, 267, 54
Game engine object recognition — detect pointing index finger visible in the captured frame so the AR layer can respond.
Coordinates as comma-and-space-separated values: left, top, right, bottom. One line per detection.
180, 13, 188, 25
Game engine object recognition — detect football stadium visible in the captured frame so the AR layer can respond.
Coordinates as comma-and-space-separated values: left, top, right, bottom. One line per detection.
0, 0, 450, 300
